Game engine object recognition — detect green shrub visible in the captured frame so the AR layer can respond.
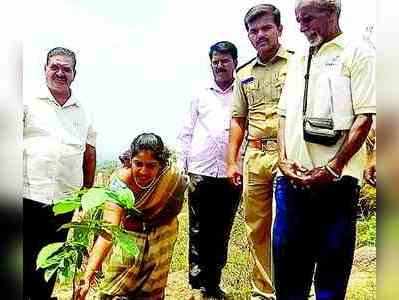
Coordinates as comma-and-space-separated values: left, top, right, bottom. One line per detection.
356, 214, 376, 248
359, 185, 376, 217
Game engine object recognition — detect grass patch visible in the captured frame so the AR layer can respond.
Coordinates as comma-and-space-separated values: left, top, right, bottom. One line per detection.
346, 270, 376, 300
356, 214, 376, 248
170, 197, 376, 299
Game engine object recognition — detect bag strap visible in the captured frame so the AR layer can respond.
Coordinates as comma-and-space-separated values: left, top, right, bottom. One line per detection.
302, 47, 315, 118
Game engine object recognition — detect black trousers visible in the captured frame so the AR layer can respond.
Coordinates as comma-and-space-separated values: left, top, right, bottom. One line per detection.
188, 174, 241, 290
23, 198, 72, 300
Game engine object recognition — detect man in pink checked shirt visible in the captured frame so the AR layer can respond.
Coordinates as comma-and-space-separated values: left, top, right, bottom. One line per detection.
177, 41, 241, 299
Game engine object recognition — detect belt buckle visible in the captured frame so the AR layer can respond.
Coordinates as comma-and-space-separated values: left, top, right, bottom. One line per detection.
261, 140, 277, 151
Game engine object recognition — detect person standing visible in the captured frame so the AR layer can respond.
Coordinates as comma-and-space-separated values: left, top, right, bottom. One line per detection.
177, 41, 241, 299
23, 47, 97, 299
226, 4, 293, 299
274, 0, 375, 298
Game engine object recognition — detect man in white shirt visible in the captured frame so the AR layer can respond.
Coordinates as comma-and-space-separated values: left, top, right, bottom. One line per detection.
177, 41, 241, 299
23, 47, 97, 300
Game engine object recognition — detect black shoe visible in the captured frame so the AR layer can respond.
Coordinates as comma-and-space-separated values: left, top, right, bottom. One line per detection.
200, 286, 226, 299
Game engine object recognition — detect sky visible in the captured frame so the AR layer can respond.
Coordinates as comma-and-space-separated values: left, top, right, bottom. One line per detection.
22, 0, 376, 161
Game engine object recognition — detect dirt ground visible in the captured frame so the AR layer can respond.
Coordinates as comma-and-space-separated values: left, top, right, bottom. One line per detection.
165, 246, 376, 300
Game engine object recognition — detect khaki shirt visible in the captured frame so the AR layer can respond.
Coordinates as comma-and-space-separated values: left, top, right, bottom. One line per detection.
232, 47, 293, 140
278, 34, 376, 182
23, 87, 97, 204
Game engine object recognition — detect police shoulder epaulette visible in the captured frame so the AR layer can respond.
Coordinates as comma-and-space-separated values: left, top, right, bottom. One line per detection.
287, 49, 295, 54
236, 57, 256, 73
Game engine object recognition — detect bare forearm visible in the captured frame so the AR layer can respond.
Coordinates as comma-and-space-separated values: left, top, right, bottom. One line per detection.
84, 237, 112, 280
83, 144, 96, 188
84, 202, 122, 280
227, 117, 246, 165
329, 114, 373, 173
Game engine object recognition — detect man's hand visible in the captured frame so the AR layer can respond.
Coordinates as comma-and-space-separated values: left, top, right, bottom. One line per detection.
278, 159, 309, 186
227, 163, 242, 186
302, 166, 337, 187
364, 164, 376, 187
188, 174, 203, 192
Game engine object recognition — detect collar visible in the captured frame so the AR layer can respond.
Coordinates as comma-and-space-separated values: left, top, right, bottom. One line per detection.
209, 80, 234, 94
38, 86, 79, 108
316, 33, 347, 54
255, 46, 290, 66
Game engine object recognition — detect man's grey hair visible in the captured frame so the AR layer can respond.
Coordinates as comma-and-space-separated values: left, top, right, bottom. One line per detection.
46, 47, 77, 71
295, 0, 341, 17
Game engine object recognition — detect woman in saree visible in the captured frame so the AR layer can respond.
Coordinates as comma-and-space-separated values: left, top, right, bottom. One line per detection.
71, 133, 187, 300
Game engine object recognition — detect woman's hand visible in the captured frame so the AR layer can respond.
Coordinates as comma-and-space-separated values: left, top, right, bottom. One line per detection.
75, 277, 91, 300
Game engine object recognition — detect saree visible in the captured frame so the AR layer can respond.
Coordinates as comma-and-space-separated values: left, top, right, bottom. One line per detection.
53, 163, 187, 300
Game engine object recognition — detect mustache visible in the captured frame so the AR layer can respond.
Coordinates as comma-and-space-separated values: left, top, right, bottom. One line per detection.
215, 68, 227, 73
256, 38, 268, 46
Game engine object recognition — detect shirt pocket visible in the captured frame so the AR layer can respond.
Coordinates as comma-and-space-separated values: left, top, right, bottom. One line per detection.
271, 71, 287, 102
24, 109, 57, 137
244, 80, 263, 106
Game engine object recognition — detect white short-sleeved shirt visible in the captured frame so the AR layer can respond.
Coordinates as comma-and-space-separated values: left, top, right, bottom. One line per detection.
23, 87, 96, 204
278, 34, 376, 182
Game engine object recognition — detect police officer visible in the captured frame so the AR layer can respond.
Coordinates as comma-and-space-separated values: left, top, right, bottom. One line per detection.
226, 4, 294, 300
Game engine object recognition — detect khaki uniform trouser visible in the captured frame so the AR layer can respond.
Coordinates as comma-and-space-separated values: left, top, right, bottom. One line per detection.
243, 147, 278, 299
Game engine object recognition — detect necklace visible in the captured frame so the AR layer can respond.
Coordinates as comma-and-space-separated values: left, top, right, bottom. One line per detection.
133, 175, 156, 190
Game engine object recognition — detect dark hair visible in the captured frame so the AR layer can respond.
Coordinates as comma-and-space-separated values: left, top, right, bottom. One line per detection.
119, 149, 132, 165
46, 47, 77, 71
244, 4, 281, 30
130, 133, 170, 167
208, 41, 238, 62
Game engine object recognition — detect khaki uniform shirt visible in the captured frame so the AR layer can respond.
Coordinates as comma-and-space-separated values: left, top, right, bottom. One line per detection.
278, 34, 376, 182
232, 47, 293, 140
23, 87, 97, 204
